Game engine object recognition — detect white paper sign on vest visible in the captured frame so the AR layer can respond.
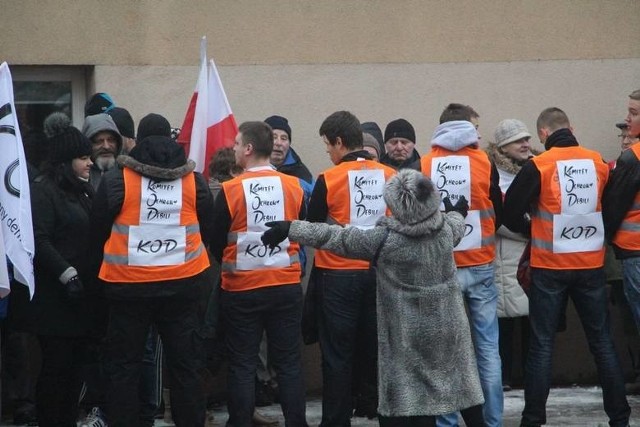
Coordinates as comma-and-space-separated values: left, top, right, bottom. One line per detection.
553, 159, 604, 253
129, 177, 186, 266
348, 169, 386, 230
430, 155, 481, 251
237, 176, 291, 270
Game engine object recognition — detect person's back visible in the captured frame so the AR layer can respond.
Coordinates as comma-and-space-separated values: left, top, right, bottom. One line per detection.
261, 169, 486, 426
420, 104, 503, 427
209, 120, 308, 427
305, 111, 396, 425
503, 107, 630, 427
91, 119, 214, 426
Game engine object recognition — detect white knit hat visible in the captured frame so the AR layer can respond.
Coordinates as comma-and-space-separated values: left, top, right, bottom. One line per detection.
494, 119, 531, 147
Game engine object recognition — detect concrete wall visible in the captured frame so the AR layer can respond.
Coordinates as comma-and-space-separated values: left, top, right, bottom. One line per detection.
3, 0, 640, 65
90, 59, 640, 176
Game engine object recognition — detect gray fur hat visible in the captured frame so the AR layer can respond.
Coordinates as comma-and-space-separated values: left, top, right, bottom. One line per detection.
384, 169, 441, 224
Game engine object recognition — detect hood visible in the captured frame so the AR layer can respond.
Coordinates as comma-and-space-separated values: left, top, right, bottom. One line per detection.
282, 146, 303, 167
431, 120, 478, 151
382, 169, 441, 226
377, 209, 445, 238
119, 135, 195, 180
82, 113, 123, 152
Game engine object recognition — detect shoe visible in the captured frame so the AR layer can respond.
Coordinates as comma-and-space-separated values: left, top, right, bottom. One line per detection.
625, 381, 640, 395
79, 407, 107, 427
206, 408, 219, 427
13, 410, 38, 426
255, 381, 274, 407
503, 384, 513, 392
252, 410, 279, 426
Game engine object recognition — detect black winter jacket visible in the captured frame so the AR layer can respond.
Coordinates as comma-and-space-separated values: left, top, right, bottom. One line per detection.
31, 166, 96, 336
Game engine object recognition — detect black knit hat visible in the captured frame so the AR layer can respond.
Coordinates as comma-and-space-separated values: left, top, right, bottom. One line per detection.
108, 107, 135, 139
137, 113, 172, 142
84, 92, 115, 117
44, 112, 92, 164
384, 118, 416, 144
264, 115, 292, 141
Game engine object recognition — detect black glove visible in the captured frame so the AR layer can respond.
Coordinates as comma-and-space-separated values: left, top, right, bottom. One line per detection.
64, 275, 84, 299
443, 195, 469, 218
261, 221, 292, 249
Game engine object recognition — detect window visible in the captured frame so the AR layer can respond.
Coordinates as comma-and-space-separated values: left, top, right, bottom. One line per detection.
11, 66, 87, 137
10, 66, 88, 167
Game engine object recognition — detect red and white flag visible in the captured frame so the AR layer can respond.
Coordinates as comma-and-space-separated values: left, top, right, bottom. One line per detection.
178, 37, 237, 178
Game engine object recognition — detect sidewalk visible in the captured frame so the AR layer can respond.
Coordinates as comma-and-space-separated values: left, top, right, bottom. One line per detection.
155, 387, 640, 427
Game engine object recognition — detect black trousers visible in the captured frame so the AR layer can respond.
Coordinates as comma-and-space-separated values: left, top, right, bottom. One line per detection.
105, 293, 204, 427
36, 335, 87, 427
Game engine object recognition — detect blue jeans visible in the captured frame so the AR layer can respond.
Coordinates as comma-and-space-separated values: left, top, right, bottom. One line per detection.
315, 268, 377, 427
222, 284, 307, 427
622, 257, 640, 332
520, 267, 630, 427
437, 263, 502, 427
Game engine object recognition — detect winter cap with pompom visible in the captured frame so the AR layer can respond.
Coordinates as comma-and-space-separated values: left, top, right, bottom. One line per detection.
43, 112, 92, 164
383, 169, 441, 225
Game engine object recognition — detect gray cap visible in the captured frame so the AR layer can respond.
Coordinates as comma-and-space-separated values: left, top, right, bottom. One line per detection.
494, 119, 531, 147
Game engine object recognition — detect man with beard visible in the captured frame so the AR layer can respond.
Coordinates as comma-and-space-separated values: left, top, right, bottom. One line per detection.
82, 113, 122, 190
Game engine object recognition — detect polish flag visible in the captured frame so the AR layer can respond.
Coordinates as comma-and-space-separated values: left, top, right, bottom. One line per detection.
178, 37, 237, 179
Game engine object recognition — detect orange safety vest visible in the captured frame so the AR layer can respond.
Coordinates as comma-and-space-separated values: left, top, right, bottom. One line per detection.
314, 158, 396, 270
613, 144, 640, 251
221, 169, 304, 291
421, 146, 496, 267
530, 146, 608, 269
99, 168, 210, 283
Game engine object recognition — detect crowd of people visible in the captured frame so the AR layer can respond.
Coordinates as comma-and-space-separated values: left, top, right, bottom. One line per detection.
1, 88, 640, 427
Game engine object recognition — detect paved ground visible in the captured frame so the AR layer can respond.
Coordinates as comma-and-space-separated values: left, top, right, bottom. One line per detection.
1, 387, 638, 426
155, 387, 640, 427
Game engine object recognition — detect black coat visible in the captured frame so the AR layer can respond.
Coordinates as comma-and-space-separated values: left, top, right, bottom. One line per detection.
31, 169, 96, 337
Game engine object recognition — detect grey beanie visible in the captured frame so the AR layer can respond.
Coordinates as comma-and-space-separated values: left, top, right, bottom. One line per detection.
383, 169, 441, 225
494, 119, 531, 147
362, 133, 380, 158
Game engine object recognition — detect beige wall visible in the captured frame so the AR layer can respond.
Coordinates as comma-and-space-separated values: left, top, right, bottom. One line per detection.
95, 59, 640, 175
3, 0, 640, 66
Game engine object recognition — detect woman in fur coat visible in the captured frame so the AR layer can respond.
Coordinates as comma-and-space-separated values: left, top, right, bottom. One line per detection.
262, 169, 485, 426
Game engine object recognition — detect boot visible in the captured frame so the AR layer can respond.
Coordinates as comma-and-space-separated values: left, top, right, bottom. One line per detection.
252, 409, 279, 426
163, 388, 173, 424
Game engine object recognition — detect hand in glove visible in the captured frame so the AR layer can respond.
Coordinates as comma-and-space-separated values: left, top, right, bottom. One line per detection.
443, 195, 469, 218
65, 275, 84, 299
261, 221, 292, 249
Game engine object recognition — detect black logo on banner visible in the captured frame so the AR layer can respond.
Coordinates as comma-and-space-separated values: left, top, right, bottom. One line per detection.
1, 103, 19, 197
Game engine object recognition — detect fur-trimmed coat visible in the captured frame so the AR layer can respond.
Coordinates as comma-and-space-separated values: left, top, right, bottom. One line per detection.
485, 142, 533, 317
289, 208, 484, 416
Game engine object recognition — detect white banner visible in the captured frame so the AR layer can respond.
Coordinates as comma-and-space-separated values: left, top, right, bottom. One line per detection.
0, 62, 35, 298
